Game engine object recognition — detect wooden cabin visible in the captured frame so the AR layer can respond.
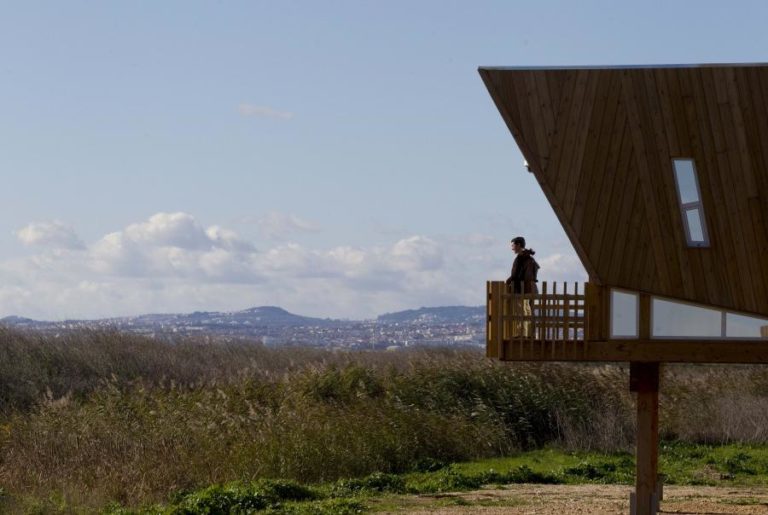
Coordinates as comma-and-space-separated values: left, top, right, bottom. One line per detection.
479, 64, 768, 515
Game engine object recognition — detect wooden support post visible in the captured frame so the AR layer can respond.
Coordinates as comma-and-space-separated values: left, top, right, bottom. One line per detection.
585, 282, 607, 341
630, 361, 660, 515
489, 282, 503, 359
639, 293, 651, 340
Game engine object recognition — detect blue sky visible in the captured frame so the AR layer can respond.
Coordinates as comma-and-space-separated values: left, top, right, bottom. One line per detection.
1, 1, 766, 319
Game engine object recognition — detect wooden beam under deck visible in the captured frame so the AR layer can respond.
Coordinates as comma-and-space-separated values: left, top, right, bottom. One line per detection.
498, 339, 768, 363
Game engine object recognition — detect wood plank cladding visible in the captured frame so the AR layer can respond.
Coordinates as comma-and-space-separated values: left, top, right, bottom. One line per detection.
480, 64, 768, 318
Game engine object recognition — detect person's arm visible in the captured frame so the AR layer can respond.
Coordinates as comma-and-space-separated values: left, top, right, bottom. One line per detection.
507, 258, 519, 287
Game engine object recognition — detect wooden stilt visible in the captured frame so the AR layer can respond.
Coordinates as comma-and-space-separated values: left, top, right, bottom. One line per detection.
630, 362, 660, 515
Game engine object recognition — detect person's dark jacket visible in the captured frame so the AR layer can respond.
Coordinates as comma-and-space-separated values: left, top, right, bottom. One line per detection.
506, 249, 540, 294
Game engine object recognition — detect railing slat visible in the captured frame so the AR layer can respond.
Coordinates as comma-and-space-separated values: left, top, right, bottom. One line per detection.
541, 282, 546, 342
564, 282, 571, 343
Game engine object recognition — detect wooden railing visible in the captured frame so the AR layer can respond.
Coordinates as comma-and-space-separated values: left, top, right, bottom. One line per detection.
487, 281, 588, 357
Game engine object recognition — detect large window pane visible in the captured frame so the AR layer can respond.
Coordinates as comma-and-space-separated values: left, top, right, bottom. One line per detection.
611, 290, 638, 338
652, 298, 722, 337
673, 159, 700, 204
726, 312, 768, 338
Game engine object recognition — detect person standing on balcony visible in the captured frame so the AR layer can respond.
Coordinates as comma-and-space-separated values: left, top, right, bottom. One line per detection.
506, 236, 539, 293
506, 236, 539, 337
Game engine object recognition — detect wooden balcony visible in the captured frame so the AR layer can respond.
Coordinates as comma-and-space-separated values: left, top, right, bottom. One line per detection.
486, 280, 589, 360
486, 281, 768, 364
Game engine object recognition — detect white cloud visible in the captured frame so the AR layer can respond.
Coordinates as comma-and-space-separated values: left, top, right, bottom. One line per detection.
89, 231, 149, 276
89, 213, 259, 281
251, 211, 320, 240
123, 212, 212, 249
388, 236, 443, 271
253, 236, 444, 284
206, 226, 255, 252
16, 221, 85, 250
326, 246, 366, 269
536, 253, 588, 283
238, 103, 294, 120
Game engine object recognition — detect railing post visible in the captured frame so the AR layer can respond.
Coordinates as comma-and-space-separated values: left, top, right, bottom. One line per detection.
541, 281, 548, 341
486, 281, 495, 358
585, 282, 606, 341
489, 281, 504, 359
561, 282, 570, 354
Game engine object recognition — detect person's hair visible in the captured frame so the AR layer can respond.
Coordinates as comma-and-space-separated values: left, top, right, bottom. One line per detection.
511, 236, 526, 248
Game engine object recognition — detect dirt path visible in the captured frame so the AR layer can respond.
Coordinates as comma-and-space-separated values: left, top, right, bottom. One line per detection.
373, 484, 768, 514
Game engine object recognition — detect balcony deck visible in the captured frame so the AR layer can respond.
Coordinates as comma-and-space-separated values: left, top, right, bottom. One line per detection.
487, 281, 768, 364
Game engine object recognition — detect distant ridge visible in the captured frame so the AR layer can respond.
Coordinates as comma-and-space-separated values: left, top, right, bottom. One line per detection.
377, 306, 484, 324
0, 305, 486, 348
0, 315, 38, 325
113, 305, 336, 328
1, 305, 485, 328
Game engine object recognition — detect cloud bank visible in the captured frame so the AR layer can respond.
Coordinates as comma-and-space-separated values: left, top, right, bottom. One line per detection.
3, 213, 586, 320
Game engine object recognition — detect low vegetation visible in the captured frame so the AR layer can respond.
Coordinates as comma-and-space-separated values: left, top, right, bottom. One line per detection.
1, 327, 768, 512
14, 444, 768, 514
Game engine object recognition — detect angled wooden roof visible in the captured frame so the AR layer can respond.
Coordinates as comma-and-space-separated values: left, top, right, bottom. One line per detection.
480, 64, 768, 317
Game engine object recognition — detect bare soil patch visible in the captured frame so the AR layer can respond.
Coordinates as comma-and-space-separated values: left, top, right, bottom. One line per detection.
373, 484, 768, 514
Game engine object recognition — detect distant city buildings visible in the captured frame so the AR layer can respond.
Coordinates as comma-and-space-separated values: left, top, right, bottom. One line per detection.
0, 306, 486, 350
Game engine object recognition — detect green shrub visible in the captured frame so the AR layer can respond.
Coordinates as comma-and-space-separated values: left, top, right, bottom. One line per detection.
504, 464, 563, 484
413, 458, 447, 473
331, 472, 406, 496
563, 456, 634, 484
271, 498, 365, 515
721, 452, 757, 476
169, 483, 270, 514
253, 480, 318, 502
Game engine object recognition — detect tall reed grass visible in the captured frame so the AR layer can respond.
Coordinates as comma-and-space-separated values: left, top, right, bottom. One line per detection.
0, 327, 767, 510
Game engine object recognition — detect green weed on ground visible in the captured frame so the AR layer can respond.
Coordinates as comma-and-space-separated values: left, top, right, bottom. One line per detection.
445, 443, 768, 487
18, 443, 755, 514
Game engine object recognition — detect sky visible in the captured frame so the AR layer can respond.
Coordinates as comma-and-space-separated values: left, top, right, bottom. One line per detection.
1, 1, 767, 320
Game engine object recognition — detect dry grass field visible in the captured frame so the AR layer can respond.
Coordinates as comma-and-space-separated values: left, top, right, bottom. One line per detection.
1, 328, 768, 512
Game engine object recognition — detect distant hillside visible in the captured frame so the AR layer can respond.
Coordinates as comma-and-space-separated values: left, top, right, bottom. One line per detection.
1, 305, 486, 332
0, 306, 338, 331
0, 316, 40, 326
377, 306, 484, 325
126, 305, 337, 328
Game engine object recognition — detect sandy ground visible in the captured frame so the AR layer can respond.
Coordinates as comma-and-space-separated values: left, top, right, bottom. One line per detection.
374, 484, 768, 514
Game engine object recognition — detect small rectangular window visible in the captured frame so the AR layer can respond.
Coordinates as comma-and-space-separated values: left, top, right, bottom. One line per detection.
611, 290, 638, 338
672, 159, 709, 247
